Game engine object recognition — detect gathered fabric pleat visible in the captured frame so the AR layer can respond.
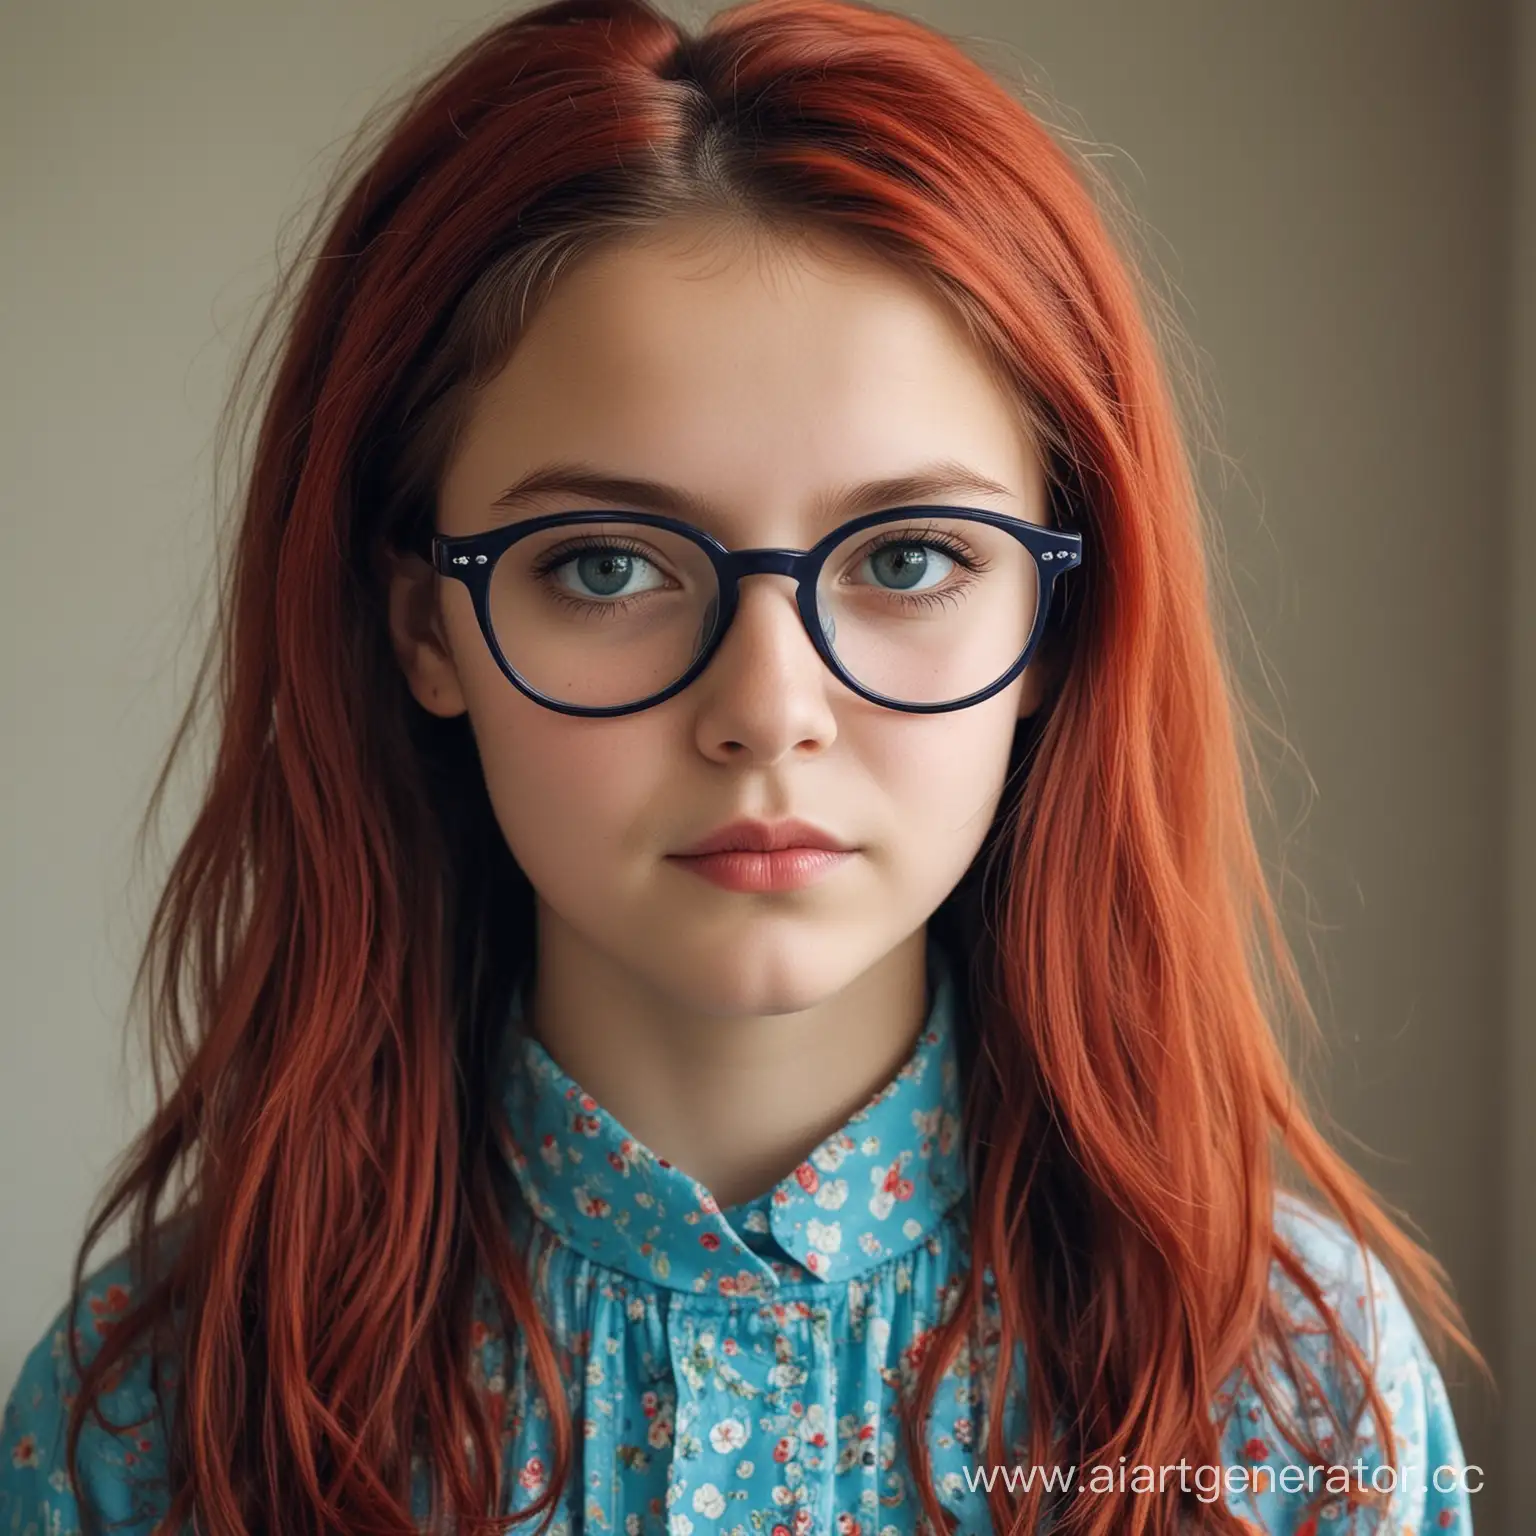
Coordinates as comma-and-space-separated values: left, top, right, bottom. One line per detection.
486, 1206, 985, 1535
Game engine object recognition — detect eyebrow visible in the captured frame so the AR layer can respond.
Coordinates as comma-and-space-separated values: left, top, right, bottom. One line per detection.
487, 458, 1018, 531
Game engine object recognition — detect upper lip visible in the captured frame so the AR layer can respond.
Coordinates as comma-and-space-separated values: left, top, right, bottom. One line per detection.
671, 818, 856, 856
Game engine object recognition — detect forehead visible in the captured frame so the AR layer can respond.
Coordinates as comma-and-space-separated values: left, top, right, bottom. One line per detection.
439, 220, 1042, 539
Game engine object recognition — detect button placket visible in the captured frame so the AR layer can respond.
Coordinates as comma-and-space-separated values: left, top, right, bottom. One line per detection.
663, 1298, 771, 1532
848, 1279, 888, 1523
796, 1301, 841, 1532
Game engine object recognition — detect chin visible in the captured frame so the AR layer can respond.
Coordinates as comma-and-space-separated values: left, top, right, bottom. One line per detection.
629, 920, 889, 1019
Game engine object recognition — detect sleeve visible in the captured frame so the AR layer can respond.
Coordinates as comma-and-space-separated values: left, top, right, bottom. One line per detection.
1377, 1308, 1476, 1534
0, 1295, 89, 1533
0, 1253, 171, 1536
1235, 1196, 1479, 1535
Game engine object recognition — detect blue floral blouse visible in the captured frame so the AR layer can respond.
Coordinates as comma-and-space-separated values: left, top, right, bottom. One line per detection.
3, 940, 1476, 1534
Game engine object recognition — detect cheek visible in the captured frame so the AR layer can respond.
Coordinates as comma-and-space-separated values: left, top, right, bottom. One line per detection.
867, 706, 1019, 867
442, 596, 657, 881
463, 688, 669, 898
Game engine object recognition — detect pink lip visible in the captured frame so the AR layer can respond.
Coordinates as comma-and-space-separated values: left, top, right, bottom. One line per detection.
672, 816, 855, 857
667, 847, 856, 893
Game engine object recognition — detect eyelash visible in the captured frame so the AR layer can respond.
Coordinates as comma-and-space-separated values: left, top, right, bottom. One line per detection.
529, 537, 672, 621
527, 525, 991, 619
862, 526, 986, 572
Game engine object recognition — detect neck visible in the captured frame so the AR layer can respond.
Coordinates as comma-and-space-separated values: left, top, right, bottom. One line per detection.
524, 909, 931, 1209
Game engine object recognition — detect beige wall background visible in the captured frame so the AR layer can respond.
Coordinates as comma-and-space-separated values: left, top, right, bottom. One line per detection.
1, 1, 1527, 1529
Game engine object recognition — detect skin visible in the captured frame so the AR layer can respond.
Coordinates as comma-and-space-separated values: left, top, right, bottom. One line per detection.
387, 217, 1053, 1206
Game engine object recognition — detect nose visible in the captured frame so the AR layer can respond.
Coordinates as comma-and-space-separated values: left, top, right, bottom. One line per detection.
688, 572, 841, 763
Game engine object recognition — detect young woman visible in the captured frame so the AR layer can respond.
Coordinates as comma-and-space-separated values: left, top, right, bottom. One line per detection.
0, 0, 1488, 1532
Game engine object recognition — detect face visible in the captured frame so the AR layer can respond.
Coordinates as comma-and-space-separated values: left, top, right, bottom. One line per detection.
388, 218, 1052, 1017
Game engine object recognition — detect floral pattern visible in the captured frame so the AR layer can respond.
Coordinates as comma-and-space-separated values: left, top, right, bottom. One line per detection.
1, 938, 1475, 1533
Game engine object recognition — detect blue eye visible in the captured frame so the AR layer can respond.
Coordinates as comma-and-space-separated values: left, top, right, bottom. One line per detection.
535, 539, 671, 601
862, 542, 955, 592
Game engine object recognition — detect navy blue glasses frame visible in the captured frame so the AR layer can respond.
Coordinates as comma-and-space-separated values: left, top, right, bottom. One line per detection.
429, 504, 1084, 717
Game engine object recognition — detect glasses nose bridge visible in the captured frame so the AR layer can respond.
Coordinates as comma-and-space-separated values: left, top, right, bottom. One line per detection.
725, 546, 810, 583
710, 546, 824, 675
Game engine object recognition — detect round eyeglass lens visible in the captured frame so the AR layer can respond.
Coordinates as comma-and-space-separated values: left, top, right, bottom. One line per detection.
485, 514, 1041, 709
814, 514, 1039, 705
488, 520, 720, 708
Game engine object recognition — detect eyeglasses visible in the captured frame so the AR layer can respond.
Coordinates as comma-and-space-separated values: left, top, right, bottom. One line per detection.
429, 505, 1083, 717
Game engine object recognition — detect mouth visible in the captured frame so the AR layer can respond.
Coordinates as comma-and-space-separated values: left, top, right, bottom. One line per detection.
670, 817, 856, 857
665, 845, 858, 894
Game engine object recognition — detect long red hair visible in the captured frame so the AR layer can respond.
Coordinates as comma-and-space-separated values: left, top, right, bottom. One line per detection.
60, 1, 1486, 1532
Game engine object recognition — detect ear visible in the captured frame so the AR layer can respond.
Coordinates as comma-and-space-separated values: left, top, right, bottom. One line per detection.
385, 548, 470, 718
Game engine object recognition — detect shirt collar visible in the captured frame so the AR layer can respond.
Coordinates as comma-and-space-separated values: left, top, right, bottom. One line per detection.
494, 936, 967, 1296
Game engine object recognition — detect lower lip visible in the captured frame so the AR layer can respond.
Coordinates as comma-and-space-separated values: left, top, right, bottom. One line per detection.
667, 847, 856, 892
